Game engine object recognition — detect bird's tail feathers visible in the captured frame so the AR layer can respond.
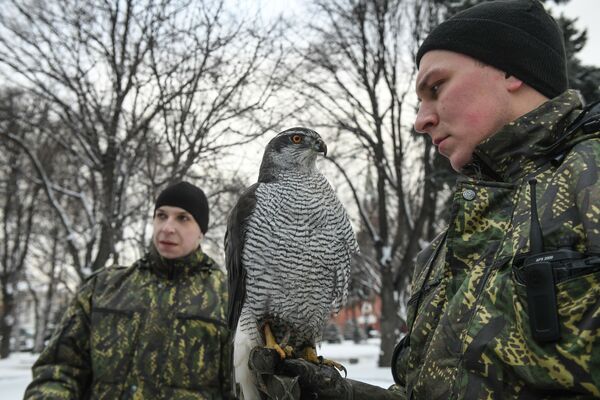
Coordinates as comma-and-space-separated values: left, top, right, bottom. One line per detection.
234, 326, 261, 400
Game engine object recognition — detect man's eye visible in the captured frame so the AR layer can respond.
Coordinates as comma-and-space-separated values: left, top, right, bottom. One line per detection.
430, 81, 443, 96
178, 215, 190, 222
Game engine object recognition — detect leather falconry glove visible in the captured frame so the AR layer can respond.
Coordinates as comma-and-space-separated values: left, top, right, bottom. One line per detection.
249, 347, 402, 400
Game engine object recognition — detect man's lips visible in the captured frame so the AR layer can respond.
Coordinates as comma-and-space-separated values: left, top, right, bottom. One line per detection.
433, 135, 449, 146
159, 240, 177, 246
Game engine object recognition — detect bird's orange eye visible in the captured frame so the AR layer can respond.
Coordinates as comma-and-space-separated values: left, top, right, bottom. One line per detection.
291, 134, 303, 144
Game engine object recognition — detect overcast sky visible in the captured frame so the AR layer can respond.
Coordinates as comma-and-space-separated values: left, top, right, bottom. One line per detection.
252, 0, 599, 151
552, 0, 600, 66
261, 0, 599, 66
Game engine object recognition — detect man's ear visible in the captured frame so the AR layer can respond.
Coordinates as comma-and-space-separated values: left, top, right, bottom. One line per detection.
505, 74, 524, 92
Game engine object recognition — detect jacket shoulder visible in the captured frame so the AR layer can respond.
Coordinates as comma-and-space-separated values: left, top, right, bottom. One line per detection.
80, 262, 145, 298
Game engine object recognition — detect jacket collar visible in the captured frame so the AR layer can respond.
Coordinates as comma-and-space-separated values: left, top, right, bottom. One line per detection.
461, 90, 584, 182
142, 244, 214, 280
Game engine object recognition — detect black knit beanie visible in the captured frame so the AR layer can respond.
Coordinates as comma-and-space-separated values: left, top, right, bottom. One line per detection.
154, 182, 209, 233
416, 0, 568, 99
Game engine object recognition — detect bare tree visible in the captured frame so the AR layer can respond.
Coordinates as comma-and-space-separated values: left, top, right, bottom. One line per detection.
24, 222, 73, 354
285, 0, 450, 366
0, 0, 285, 278
0, 91, 42, 358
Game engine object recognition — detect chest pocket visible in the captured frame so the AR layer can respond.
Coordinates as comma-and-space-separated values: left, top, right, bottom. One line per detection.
90, 308, 142, 383
163, 313, 228, 390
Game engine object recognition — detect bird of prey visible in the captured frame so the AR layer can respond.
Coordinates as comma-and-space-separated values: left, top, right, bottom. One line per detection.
225, 127, 359, 399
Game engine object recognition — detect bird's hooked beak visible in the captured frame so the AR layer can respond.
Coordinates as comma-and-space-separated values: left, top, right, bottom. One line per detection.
314, 138, 327, 157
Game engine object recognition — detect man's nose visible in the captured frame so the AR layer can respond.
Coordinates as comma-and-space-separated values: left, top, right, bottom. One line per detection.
414, 103, 438, 135
161, 219, 176, 233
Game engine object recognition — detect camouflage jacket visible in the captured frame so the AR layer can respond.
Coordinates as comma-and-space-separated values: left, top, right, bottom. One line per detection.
394, 90, 600, 399
24, 246, 233, 400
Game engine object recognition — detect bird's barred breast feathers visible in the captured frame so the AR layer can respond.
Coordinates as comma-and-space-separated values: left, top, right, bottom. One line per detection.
239, 170, 358, 345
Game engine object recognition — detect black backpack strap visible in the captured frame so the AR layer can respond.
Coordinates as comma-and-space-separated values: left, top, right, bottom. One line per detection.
568, 99, 600, 135
544, 99, 600, 166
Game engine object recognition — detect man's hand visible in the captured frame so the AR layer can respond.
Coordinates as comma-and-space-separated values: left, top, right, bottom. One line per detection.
249, 347, 352, 400
249, 347, 403, 400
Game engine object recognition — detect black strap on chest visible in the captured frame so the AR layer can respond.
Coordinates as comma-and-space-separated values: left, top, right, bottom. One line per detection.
544, 99, 600, 165
571, 99, 600, 134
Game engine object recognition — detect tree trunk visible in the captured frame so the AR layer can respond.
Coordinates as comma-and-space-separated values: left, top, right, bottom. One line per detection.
378, 266, 400, 367
34, 269, 57, 353
0, 290, 15, 359
32, 301, 45, 354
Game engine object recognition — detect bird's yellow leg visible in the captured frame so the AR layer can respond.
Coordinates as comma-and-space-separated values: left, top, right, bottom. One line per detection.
300, 346, 321, 364
301, 346, 347, 375
264, 322, 286, 359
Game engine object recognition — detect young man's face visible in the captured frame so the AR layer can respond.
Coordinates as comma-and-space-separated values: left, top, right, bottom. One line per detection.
152, 206, 203, 259
415, 50, 514, 171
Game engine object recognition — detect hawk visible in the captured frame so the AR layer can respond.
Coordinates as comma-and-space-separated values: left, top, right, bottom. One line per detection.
225, 127, 359, 399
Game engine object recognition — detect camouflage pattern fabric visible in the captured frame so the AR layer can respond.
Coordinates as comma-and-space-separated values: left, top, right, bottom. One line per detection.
394, 90, 600, 399
24, 246, 234, 400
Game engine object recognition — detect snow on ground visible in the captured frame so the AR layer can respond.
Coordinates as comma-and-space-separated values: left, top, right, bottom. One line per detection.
0, 339, 394, 399
320, 338, 395, 389
0, 351, 38, 399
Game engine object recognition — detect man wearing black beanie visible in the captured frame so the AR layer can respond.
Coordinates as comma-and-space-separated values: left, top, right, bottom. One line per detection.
414, 0, 569, 173
416, 0, 568, 100
247, 1, 600, 399
25, 182, 235, 399
396, 0, 600, 399
155, 181, 210, 235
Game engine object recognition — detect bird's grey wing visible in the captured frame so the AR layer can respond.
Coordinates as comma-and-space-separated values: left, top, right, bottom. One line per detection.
329, 194, 359, 314
225, 183, 259, 332
328, 236, 353, 314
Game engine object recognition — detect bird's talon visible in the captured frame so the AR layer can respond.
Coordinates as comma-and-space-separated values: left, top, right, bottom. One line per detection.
284, 345, 294, 358
322, 358, 346, 377
273, 345, 286, 360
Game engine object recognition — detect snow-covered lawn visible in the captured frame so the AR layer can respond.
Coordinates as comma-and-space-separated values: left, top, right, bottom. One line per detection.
1, 339, 394, 399
321, 338, 395, 389
0, 351, 38, 399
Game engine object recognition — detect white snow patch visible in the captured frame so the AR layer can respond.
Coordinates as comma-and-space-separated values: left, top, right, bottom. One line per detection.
0, 352, 37, 399
4, 315, 15, 326
380, 245, 392, 266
